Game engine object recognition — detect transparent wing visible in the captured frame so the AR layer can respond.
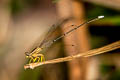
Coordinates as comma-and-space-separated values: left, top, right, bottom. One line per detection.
27, 18, 71, 54
39, 18, 71, 49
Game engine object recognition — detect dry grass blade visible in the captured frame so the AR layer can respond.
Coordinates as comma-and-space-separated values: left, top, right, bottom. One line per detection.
24, 40, 120, 69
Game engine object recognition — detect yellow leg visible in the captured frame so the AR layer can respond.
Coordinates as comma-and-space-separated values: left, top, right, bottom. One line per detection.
40, 56, 43, 62
40, 55, 45, 62
37, 57, 40, 63
29, 57, 34, 64
33, 57, 37, 63
35, 54, 45, 62
29, 58, 32, 64
42, 55, 45, 61
36, 56, 44, 63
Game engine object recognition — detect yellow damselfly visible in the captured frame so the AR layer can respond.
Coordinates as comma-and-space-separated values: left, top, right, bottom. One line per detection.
25, 16, 104, 64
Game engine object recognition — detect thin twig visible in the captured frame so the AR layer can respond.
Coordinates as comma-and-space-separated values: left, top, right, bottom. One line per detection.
24, 40, 120, 69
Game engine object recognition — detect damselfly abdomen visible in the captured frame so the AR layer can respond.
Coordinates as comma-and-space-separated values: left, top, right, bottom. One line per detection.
25, 16, 104, 64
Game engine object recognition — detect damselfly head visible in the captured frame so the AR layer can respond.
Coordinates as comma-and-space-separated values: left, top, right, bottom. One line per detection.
25, 52, 30, 58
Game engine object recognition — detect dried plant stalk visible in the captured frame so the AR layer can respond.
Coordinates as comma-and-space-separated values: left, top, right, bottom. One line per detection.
24, 40, 120, 69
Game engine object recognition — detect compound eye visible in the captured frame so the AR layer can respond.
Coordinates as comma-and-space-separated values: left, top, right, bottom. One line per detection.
26, 56, 29, 58
25, 52, 30, 56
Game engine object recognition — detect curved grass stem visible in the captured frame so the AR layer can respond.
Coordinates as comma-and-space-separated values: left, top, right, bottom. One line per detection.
24, 40, 120, 69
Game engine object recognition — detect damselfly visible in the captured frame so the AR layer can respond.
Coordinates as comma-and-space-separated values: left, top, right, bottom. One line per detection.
25, 16, 104, 64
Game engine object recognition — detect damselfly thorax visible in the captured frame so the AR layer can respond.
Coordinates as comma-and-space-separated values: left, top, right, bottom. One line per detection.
25, 47, 45, 63
25, 16, 104, 64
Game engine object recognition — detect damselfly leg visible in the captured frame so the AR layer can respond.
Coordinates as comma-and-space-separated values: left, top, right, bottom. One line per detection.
25, 47, 45, 63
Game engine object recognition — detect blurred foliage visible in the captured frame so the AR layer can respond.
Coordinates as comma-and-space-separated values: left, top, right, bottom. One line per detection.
9, 0, 40, 15
101, 16, 120, 25
89, 26, 120, 48
87, 4, 120, 49
19, 66, 43, 80
90, 35, 108, 49
100, 64, 120, 80
100, 64, 115, 75
85, 3, 120, 18
24, 0, 40, 7
86, 3, 120, 80
85, 3, 120, 26
9, 0, 24, 14
109, 70, 120, 80
52, 0, 60, 3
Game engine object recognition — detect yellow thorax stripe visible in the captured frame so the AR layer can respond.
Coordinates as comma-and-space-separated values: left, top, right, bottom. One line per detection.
32, 47, 42, 54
